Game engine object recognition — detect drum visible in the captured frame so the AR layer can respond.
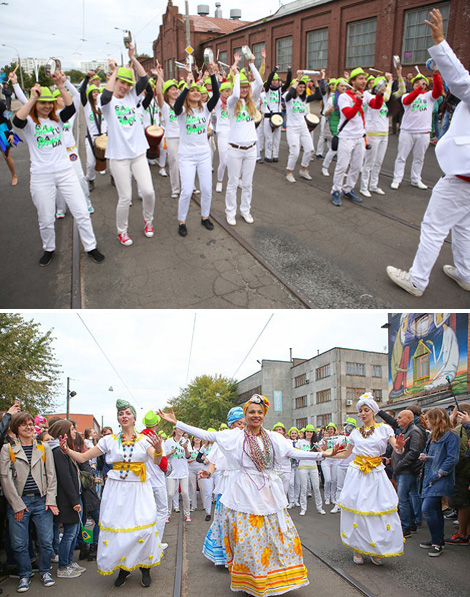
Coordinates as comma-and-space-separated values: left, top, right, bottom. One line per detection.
270, 114, 283, 130
145, 125, 164, 149
94, 135, 108, 171
254, 109, 262, 128
305, 113, 320, 132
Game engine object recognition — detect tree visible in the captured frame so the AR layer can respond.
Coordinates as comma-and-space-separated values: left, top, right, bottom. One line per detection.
166, 374, 239, 432
0, 314, 61, 414
65, 69, 87, 84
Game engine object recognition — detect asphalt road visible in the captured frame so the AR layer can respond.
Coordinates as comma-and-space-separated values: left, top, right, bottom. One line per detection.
1, 101, 467, 308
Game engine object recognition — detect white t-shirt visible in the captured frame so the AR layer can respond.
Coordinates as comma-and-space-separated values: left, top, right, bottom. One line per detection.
364, 90, 389, 134
227, 66, 263, 146
177, 104, 211, 155
83, 97, 105, 137
265, 87, 283, 114
401, 90, 437, 134
296, 439, 319, 469
160, 102, 180, 138
164, 437, 191, 479
214, 99, 231, 133
338, 91, 366, 138
259, 90, 268, 114
284, 93, 308, 129
20, 116, 70, 175
101, 87, 149, 160
143, 98, 160, 129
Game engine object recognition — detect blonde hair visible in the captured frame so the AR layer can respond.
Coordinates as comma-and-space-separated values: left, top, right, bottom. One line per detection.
235, 85, 256, 118
426, 408, 454, 442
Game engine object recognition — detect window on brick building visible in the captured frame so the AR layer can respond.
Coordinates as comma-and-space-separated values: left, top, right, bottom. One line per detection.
372, 389, 383, 401
402, 4, 450, 64
296, 417, 308, 429
346, 362, 366, 376
306, 28, 328, 70
276, 36, 292, 71
252, 42, 264, 70
372, 364, 382, 378
238, 386, 262, 404
316, 389, 331, 404
218, 50, 228, 66
316, 364, 330, 380
233, 47, 242, 61
294, 373, 307, 387
317, 413, 332, 427
346, 18, 377, 68
295, 395, 307, 409
346, 387, 366, 400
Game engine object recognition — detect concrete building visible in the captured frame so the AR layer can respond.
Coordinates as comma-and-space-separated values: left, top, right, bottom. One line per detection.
237, 348, 389, 431
80, 60, 108, 74
13, 58, 48, 76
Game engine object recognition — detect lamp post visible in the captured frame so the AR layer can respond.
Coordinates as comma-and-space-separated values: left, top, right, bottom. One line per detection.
106, 42, 123, 67
66, 377, 77, 419
2, 43, 24, 88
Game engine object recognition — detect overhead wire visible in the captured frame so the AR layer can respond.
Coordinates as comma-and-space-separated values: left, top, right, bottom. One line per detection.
186, 313, 197, 384
232, 314, 275, 379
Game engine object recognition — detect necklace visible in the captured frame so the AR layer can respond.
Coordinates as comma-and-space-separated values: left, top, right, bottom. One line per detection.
119, 432, 137, 480
243, 428, 275, 472
359, 425, 376, 439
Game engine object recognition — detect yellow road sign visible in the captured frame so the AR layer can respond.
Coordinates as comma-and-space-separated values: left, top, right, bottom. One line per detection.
186, 45, 194, 55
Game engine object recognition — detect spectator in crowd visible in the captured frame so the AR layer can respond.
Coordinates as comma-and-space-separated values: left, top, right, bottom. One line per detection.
419, 408, 460, 557
0, 412, 57, 592
2, 81, 12, 111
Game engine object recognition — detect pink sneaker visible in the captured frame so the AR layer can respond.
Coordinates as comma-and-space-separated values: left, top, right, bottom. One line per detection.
144, 222, 154, 238
118, 232, 133, 246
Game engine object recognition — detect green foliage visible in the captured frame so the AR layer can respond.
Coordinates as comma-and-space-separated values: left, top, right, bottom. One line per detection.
0, 314, 61, 414
166, 374, 239, 432
65, 69, 87, 84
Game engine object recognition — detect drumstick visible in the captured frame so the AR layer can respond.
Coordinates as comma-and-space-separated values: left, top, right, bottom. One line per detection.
12, 64, 19, 75
368, 68, 383, 74
415, 65, 422, 75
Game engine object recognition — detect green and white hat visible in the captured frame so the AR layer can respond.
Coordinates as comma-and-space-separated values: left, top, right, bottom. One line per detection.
117, 67, 134, 85
36, 87, 55, 102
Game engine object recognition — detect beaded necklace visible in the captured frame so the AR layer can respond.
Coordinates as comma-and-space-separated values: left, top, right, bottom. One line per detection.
242, 427, 275, 472
119, 432, 137, 480
359, 425, 376, 439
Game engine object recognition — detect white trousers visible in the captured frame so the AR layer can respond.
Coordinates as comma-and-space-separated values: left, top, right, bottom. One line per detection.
335, 466, 348, 504
30, 169, 97, 252
410, 175, 470, 290
280, 471, 291, 497
360, 134, 389, 191
225, 144, 257, 218
288, 468, 300, 505
393, 130, 430, 184
166, 477, 190, 518
263, 119, 282, 160
216, 130, 229, 182
298, 468, 323, 512
332, 137, 365, 193
56, 154, 92, 212
109, 152, 155, 235
166, 137, 180, 194
257, 120, 265, 159
188, 467, 214, 514
286, 125, 313, 171
158, 145, 167, 169
321, 460, 338, 503
316, 115, 327, 156
178, 151, 212, 222
152, 485, 168, 542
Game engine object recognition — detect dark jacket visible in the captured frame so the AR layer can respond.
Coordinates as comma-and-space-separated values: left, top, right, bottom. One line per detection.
79, 461, 100, 512
0, 413, 12, 451
51, 446, 81, 525
392, 422, 426, 475
421, 430, 460, 498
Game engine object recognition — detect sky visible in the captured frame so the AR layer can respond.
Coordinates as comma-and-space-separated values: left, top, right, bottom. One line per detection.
0, 0, 283, 70
10, 310, 392, 428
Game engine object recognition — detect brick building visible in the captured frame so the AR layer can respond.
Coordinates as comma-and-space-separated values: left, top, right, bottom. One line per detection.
153, 0, 468, 80
47, 413, 101, 435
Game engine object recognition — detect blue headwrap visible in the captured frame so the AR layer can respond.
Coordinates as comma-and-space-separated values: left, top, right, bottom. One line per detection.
227, 407, 244, 428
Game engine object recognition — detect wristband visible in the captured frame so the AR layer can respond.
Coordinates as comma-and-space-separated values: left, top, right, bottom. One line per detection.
154, 450, 163, 457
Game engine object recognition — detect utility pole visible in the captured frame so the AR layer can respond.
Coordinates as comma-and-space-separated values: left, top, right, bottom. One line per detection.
66, 376, 70, 419
185, 0, 192, 68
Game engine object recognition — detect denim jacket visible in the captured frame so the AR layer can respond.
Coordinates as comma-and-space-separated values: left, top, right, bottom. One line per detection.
421, 430, 460, 498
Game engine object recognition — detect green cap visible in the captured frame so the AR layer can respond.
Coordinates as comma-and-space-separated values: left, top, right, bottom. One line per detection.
412, 74, 429, 85
36, 87, 55, 102
374, 76, 387, 88
305, 424, 316, 431
272, 422, 286, 431
301, 75, 309, 83
239, 74, 250, 86
348, 68, 366, 82
199, 86, 208, 94
177, 80, 186, 88
52, 89, 61, 99
300, 428, 306, 433
142, 410, 161, 428
204, 77, 211, 85
163, 79, 178, 94
87, 84, 100, 96
335, 78, 347, 90
328, 78, 337, 86
207, 427, 217, 432
367, 74, 375, 82
326, 422, 337, 430
272, 73, 280, 81
116, 67, 134, 85
288, 426, 299, 435
219, 82, 232, 91
219, 423, 228, 430
344, 417, 357, 427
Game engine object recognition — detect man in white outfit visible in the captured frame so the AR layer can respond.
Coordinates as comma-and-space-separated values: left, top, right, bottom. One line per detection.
387, 8, 470, 296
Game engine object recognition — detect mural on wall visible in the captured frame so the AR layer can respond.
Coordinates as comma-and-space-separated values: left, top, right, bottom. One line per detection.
388, 313, 468, 399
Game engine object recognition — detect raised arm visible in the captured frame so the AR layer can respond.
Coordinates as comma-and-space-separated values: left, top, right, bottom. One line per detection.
13, 83, 41, 125
79, 73, 91, 106
206, 69, 220, 111
249, 61, 263, 101
58, 434, 103, 463
157, 408, 219, 443
8, 72, 27, 104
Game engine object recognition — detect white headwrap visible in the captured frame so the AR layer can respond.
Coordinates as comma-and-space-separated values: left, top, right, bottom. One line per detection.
356, 393, 379, 416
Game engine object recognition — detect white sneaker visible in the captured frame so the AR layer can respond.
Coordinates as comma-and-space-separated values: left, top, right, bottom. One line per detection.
51, 554, 59, 563
443, 265, 470, 291
70, 562, 86, 573
299, 510, 306, 516
226, 216, 236, 226
390, 180, 400, 190
321, 168, 329, 177
171, 192, 179, 198
295, 502, 300, 507
174, 508, 180, 513
56, 567, 81, 578
360, 189, 371, 198
147, 159, 157, 165
299, 169, 312, 180
216, 182, 223, 193
386, 266, 423, 297
324, 499, 330, 505
370, 187, 385, 195
330, 505, 341, 513
286, 173, 296, 183
318, 509, 326, 515
99, 170, 106, 175
193, 188, 200, 194
56, 210, 66, 219
159, 168, 168, 177
241, 213, 254, 224
287, 504, 294, 510
237, 179, 242, 189
160, 543, 168, 550
184, 515, 191, 522
353, 553, 364, 565
411, 180, 428, 190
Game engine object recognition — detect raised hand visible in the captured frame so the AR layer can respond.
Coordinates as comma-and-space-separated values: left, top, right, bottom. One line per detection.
395, 433, 410, 451
31, 83, 41, 99
88, 70, 96, 78
425, 8, 445, 45
59, 434, 69, 453
8, 71, 18, 85
127, 42, 135, 59
7, 401, 21, 415
385, 71, 393, 82
207, 61, 217, 76
261, 47, 266, 60
157, 407, 177, 426
234, 52, 241, 64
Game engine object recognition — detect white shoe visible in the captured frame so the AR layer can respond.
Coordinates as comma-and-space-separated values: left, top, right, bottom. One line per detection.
360, 189, 371, 198
174, 508, 180, 513
226, 216, 236, 226
51, 554, 59, 563
56, 210, 66, 219
193, 188, 200, 194
171, 192, 179, 198
286, 173, 296, 183
237, 179, 242, 189
69, 562, 86, 573
370, 556, 384, 566
287, 504, 294, 510
56, 567, 81, 578
147, 159, 157, 165
241, 213, 254, 224
443, 265, 470, 291
370, 187, 385, 195
411, 180, 428, 190
159, 168, 168, 177
330, 505, 341, 513
295, 502, 300, 507
324, 499, 330, 505
321, 167, 329, 177
299, 169, 312, 180
216, 182, 223, 193
386, 266, 423, 297
318, 509, 326, 515
99, 170, 106, 175
390, 180, 400, 189
161, 543, 168, 550
299, 510, 306, 516
184, 516, 191, 522
353, 553, 364, 565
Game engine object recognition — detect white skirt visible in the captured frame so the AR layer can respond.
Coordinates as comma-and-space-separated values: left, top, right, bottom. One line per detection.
338, 464, 404, 558
98, 478, 164, 575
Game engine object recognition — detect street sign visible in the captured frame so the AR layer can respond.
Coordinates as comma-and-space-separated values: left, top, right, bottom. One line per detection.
186, 45, 194, 55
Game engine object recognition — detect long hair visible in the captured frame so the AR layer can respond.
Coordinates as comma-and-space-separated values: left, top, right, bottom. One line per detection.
30, 102, 59, 125
235, 85, 256, 118
184, 94, 203, 114
89, 92, 102, 117
426, 408, 454, 442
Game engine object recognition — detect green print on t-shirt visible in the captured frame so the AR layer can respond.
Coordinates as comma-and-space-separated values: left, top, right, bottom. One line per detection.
169, 109, 177, 123
35, 123, 61, 149
185, 114, 207, 135
292, 100, 305, 114
236, 111, 253, 123
115, 104, 136, 127
411, 97, 428, 112
221, 109, 229, 119
379, 106, 388, 118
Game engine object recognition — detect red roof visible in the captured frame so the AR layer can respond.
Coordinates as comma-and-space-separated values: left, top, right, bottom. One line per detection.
186, 15, 250, 34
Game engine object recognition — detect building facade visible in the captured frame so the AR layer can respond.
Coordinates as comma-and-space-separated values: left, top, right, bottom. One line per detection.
237, 348, 389, 430
47, 413, 101, 435
80, 60, 108, 74
13, 58, 48, 76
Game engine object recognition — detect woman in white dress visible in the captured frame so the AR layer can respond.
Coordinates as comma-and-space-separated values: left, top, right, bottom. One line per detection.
159, 395, 338, 597
332, 393, 407, 566
58, 399, 164, 587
